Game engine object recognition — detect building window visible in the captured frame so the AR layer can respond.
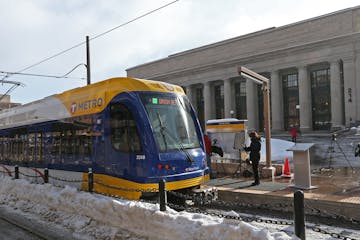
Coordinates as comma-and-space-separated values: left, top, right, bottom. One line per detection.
311, 68, 331, 130
286, 74, 298, 88
235, 81, 247, 119
282, 73, 299, 130
214, 85, 224, 119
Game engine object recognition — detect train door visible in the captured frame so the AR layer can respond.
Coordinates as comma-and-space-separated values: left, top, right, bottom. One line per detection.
107, 101, 143, 178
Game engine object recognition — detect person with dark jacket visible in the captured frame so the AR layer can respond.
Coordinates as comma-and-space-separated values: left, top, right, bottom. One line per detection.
203, 134, 213, 178
244, 131, 261, 186
291, 126, 297, 143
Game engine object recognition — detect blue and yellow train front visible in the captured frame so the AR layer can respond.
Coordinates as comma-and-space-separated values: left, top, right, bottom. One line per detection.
84, 83, 209, 200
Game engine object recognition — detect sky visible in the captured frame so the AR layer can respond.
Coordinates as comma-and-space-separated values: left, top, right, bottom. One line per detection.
1, 0, 360, 104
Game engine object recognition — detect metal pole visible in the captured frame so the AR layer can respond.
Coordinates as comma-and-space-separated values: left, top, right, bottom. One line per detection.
263, 83, 271, 168
238, 66, 272, 168
14, 165, 19, 179
44, 168, 49, 183
86, 36, 91, 85
294, 190, 306, 240
159, 179, 167, 211
88, 168, 93, 193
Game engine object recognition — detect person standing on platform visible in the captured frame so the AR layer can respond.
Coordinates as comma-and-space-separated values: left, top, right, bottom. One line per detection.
244, 131, 261, 186
203, 133, 213, 178
291, 126, 297, 143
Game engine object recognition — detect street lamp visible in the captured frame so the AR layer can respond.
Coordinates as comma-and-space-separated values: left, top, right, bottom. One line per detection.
238, 66, 273, 172
230, 110, 234, 118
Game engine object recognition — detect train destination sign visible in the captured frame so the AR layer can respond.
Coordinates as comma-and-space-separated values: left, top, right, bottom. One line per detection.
150, 97, 177, 105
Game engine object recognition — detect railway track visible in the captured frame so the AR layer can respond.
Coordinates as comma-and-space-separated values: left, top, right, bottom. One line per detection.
0, 206, 76, 240
0, 214, 43, 240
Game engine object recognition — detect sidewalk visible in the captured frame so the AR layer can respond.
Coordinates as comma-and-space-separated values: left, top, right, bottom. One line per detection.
204, 167, 360, 223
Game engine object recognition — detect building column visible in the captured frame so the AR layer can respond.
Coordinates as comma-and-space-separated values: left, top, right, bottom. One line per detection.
203, 82, 212, 122
270, 70, 283, 131
355, 54, 360, 123
343, 57, 356, 126
185, 85, 193, 105
224, 78, 233, 118
298, 65, 312, 132
186, 85, 199, 113
246, 80, 259, 130
330, 60, 343, 129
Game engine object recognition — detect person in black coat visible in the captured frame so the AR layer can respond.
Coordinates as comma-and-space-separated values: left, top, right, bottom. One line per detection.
244, 131, 261, 186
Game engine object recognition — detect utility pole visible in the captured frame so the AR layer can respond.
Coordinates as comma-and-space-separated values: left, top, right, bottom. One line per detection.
238, 66, 275, 179
86, 36, 91, 85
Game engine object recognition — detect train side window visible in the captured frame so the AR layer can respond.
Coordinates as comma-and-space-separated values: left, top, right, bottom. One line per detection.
28, 133, 36, 162
110, 103, 142, 153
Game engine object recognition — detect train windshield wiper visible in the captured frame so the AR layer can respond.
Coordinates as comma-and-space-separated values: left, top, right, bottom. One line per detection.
157, 112, 168, 150
156, 112, 194, 164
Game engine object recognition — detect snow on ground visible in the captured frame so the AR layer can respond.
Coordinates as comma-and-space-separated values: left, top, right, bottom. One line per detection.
0, 176, 297, 240
260, 138, 294, 163
351, 126, 360, 135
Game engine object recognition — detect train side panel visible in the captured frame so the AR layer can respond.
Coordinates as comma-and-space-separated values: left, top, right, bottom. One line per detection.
0, 77, 208, 200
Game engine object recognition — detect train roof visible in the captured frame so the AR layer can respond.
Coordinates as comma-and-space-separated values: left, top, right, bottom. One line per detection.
55, 77, 185, 100
0, 77, 185, 131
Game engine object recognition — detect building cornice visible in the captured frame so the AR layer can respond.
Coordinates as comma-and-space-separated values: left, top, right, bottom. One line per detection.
127, 5, 360, 73
141, 32, 360, 81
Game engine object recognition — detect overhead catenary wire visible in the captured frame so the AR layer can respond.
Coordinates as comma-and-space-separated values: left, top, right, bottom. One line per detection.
90, 0, 179, 41
0, 80, 25, 103
2, 0, 179, 81
0, 69, 85, 80
0, 64, 85, 100
0, 85, 20, 101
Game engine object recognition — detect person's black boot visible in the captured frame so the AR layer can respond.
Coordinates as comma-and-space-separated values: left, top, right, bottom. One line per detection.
251, 181, 260, 186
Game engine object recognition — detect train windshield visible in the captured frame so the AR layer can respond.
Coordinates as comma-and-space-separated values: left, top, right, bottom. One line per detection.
140, 93, 200, 152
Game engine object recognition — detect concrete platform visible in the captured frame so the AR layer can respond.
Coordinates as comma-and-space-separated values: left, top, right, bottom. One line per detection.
204, 167, 360, 223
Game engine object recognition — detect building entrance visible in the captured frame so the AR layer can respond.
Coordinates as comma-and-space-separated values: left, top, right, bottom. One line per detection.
311, 68, 331, 130
282, 73, 300, 130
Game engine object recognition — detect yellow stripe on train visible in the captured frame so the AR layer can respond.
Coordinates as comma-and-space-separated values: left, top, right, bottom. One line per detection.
206, 123, 246, 132
56, 77, 185, 117
82, 173, 210, 200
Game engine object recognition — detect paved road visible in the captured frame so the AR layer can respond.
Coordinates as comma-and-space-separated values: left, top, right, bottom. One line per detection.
0, 216, 42, 240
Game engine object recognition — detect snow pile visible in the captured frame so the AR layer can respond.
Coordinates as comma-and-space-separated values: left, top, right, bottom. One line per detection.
350, 126, 360, 135
0, 176, 296, 240
260, 138, 294, 163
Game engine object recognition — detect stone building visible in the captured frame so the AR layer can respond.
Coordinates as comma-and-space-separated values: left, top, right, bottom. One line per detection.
127, 6, 360, 132
0, 95, 21, 110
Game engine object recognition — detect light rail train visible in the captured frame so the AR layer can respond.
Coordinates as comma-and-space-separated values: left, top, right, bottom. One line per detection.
0, 77, 210, 199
